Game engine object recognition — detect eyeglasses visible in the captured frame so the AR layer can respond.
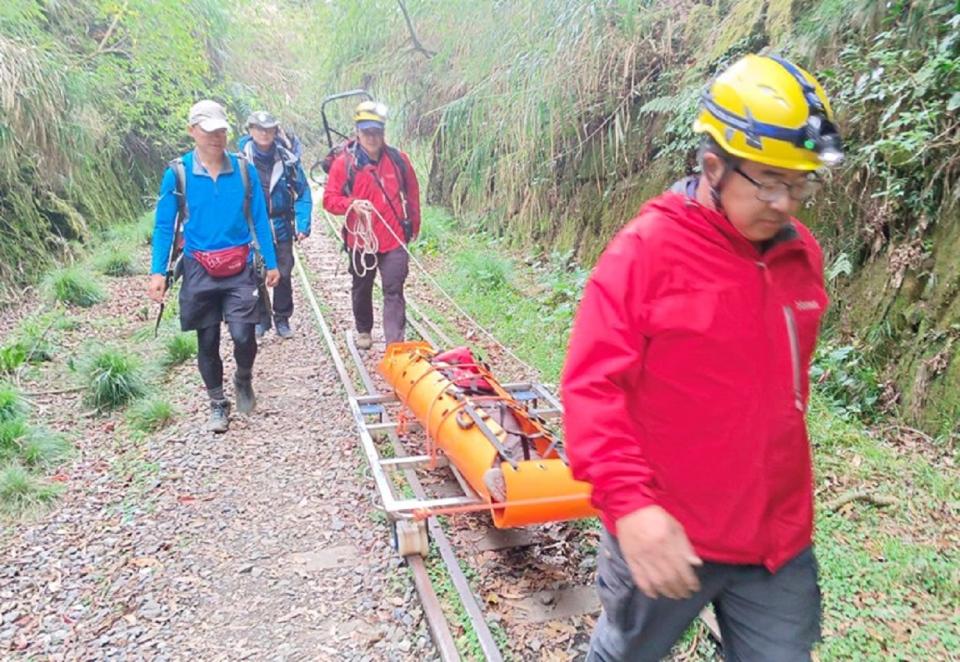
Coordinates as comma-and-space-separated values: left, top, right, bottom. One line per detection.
359, 128, 384, 137
733, 166, 821, 202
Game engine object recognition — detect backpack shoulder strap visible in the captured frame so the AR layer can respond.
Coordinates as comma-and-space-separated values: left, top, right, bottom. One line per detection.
234, 153, 261, 252
343, 143, 359, 197
384, 146, 409, 198
170, 157, 188, 226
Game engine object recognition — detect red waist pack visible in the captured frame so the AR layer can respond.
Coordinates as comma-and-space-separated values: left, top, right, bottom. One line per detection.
192, 245, 249, 278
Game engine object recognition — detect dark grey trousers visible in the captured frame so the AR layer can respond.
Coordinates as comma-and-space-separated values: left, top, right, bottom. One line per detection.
348, 247, 409, 343
588, 531, 821, 662
271, 239, 295, 320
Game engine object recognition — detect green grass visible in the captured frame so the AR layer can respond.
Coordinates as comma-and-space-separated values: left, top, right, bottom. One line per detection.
126, 396, 176, 433
808, 399, 960, 661
411, 206, 457, 256
0, 344, 28, 374
0, 418, 29, 461
0, 383, 28, 423
0, 463, 62, 515
424, 545, 510, 660
93, 244, 139, 277
105, 213, 153, 247
11, 310, 63, 363
19, 428, 72, 469
0, 309, 67, 373
453, 249, 513, 293
42, 267, 105, 307
423, 207, 577, 381
161, 333, 197, 368
80, 347, 147, 411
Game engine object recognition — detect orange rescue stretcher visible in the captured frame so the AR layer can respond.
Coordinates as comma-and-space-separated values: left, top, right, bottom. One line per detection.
378, 341, 596, 528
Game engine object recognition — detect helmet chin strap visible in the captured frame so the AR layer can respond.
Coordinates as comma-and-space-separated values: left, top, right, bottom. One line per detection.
707, 159, 736, 214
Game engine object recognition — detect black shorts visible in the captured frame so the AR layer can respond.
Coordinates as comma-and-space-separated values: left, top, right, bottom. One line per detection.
178, 257, 261, 331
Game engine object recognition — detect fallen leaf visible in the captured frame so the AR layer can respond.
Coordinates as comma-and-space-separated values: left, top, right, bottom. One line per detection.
130, 556, 160, 568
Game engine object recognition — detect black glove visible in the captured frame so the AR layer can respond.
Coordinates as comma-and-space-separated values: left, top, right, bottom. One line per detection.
400, 218, 414, 243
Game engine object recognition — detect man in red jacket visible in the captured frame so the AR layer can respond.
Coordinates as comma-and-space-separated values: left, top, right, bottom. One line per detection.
322, 101, 421, 350
562, 54, 844, 661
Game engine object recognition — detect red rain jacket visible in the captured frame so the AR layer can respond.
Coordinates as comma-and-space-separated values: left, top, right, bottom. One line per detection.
561, 187, 827, 571
323, 146, 421, 253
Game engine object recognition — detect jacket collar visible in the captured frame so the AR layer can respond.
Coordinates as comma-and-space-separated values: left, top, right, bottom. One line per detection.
189, 149, 234, 177
660, 180, 810, 264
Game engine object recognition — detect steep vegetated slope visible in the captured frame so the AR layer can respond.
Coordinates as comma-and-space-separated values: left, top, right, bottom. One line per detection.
261, 0, 959, 434
0, 1, 234, 293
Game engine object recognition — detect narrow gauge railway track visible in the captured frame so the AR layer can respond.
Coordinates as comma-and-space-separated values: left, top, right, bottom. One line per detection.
291, 210, 605, 661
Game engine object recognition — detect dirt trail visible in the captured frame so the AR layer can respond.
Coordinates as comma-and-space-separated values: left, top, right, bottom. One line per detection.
0, 242, 433, 660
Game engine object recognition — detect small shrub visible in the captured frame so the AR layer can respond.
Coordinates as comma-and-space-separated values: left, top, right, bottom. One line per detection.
454, 250, 512, 292
19, 428, 72, 468
0, 463, 61, 512
43, 268, 105, 307
107, 214, 154, 246
0, 344, 27, 373
412, 208, 456, 255
0, 419, 29, 461
810, 344, 882, 422
94, 245, 138, 277
13, 312, 60, 362
161, 333, 197, 368
81, 347, 146, 410
0, 383, 27, 423
127, 397, 176, 433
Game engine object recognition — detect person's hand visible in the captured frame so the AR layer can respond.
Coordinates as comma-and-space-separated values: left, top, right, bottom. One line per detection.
350, 199, 376, 215
265, 269, 281, 288
616, 505, 703, 600
296, 232, 308, 242
147, 274, 167, 303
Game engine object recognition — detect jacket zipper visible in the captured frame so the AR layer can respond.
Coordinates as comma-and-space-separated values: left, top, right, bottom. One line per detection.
782, 306, 804, 412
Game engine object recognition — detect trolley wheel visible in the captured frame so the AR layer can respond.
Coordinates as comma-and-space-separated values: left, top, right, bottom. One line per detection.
394, 520, 429, 557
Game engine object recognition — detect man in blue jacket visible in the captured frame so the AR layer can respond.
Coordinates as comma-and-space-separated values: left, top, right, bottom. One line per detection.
148, 100, 279, 433
240, 111, 312, 339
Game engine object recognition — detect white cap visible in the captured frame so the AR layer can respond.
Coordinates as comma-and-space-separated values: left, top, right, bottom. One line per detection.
188, 99, 230, 132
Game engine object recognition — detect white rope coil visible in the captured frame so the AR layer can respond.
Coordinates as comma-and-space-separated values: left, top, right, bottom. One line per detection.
345, 199, 380, 277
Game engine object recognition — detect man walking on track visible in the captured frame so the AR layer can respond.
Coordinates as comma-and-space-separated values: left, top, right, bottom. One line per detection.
322, 100, 421, 351
561, 54, 844, 661
239, 110, 313, 340
148, 99, 279, 434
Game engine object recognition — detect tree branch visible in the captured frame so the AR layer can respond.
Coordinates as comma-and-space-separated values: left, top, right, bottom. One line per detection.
397, 0, 435, 59
826, 489, 898, 512
83, 1, 130, 62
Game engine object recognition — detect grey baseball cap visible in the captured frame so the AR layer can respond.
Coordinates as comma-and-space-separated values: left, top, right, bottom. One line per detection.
247, 110, 279, 129
188, 100, 230, 132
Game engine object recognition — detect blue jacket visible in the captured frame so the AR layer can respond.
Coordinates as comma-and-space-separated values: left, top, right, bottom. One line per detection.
238, 135, 312, 243
151, 150, 278, 275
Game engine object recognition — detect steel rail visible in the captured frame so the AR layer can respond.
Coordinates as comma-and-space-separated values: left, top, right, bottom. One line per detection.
343, 327, 504, 662
294, 249, 461, 662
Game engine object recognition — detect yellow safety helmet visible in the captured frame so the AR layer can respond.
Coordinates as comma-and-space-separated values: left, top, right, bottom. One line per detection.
354, 100, 388, 129
693, 54, 844, 171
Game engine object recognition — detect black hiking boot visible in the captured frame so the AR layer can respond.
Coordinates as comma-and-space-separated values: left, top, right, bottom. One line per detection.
233, 375, 256, 414
275, 318, 293, 339
208, 399, 231, 433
